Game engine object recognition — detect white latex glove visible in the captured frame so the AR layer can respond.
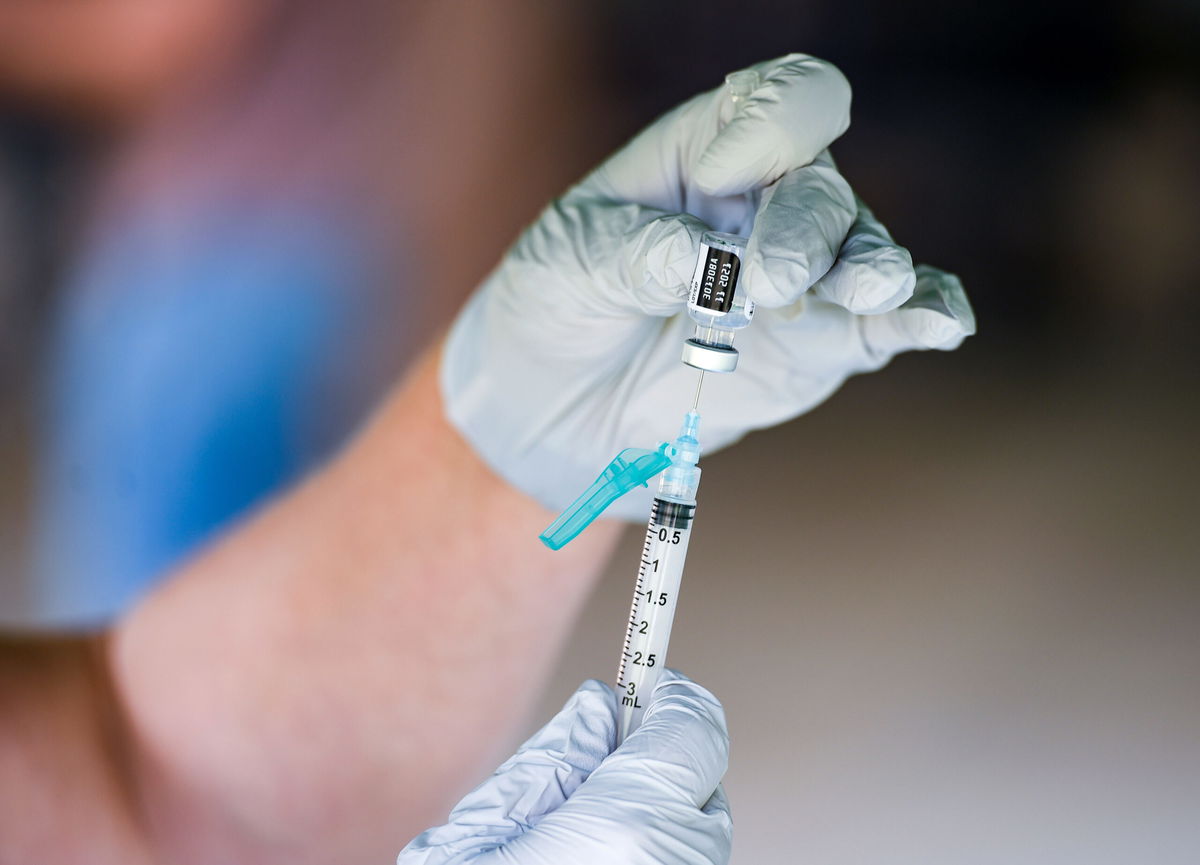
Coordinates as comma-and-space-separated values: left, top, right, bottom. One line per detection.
442, 53, 975, 517
397, 671, 731, 865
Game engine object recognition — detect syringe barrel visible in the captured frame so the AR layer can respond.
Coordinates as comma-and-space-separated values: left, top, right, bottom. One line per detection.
615, 496, 696, 744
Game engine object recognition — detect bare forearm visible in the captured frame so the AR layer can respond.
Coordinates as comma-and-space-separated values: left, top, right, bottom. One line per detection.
109, 346, 621, 863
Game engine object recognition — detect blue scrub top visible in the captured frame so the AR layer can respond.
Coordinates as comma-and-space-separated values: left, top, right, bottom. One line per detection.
28, 202, 392, 627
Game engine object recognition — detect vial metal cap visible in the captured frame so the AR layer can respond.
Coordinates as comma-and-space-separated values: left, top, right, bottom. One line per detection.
681, 338, 739, 373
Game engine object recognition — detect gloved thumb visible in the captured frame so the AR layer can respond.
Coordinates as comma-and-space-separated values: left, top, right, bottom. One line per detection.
573, 671, 729, 808
497, 672, 732, 865
857, 265, 976, 364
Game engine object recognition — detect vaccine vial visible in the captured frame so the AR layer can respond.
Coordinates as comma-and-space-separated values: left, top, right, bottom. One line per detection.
682, 230, 754, 372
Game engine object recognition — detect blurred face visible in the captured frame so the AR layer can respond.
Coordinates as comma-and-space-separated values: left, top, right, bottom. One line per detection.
0, 0, 256, 121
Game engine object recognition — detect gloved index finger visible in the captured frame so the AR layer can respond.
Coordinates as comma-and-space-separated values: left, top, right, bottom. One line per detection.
693, 53, 852, 198
809, 196, 917, 314
742, 151, 857, 308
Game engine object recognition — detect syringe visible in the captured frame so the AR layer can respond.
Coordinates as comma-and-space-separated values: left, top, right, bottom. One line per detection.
615, 410, 701, 742
537, 411, 704, 742
539, 68, 762, 742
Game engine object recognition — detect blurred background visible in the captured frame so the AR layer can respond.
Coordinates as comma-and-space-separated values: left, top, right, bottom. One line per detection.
0, 0, 1197, 861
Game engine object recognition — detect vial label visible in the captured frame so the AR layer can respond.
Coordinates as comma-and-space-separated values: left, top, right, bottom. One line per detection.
688, 242, 742, 314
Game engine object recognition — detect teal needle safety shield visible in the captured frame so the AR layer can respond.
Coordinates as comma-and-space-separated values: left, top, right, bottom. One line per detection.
539, 445, 673, 550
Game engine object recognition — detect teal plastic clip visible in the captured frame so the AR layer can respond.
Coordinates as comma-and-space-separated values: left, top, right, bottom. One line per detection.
539, 444, 673, 550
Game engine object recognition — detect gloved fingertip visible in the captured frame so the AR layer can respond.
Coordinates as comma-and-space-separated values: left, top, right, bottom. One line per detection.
575, 677, 618, 706
570, 679, 619, 736
818, 247, 916, 315
859, 243, 915, 301
947, 296, 978, 340
853, 270, 915, 316
699, 784, 735, 854
743, 250, 812, 308
653, 667, 687, 685
908, 309, 971, 349
703, 782, 732, 815
644, 676, 727, 736
579, 676, 614, 692
883, 304, 971, 354
912, 264, 976, 340
651, 669, 719, 705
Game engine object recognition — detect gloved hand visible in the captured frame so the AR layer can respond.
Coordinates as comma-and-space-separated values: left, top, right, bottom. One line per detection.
397, 672, 731, 865
442, 53, 975, 517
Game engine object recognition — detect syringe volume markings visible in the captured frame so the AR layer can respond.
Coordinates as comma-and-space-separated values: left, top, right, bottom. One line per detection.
613, 410, 704, 745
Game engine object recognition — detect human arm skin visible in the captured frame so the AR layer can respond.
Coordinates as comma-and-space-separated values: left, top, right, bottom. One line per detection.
1, 345, 622, 865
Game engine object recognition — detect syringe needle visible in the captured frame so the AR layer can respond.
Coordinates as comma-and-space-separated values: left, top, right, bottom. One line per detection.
691, 370, 705, 411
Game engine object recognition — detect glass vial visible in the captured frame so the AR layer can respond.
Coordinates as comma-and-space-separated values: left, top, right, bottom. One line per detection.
682, 231, 754, 372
